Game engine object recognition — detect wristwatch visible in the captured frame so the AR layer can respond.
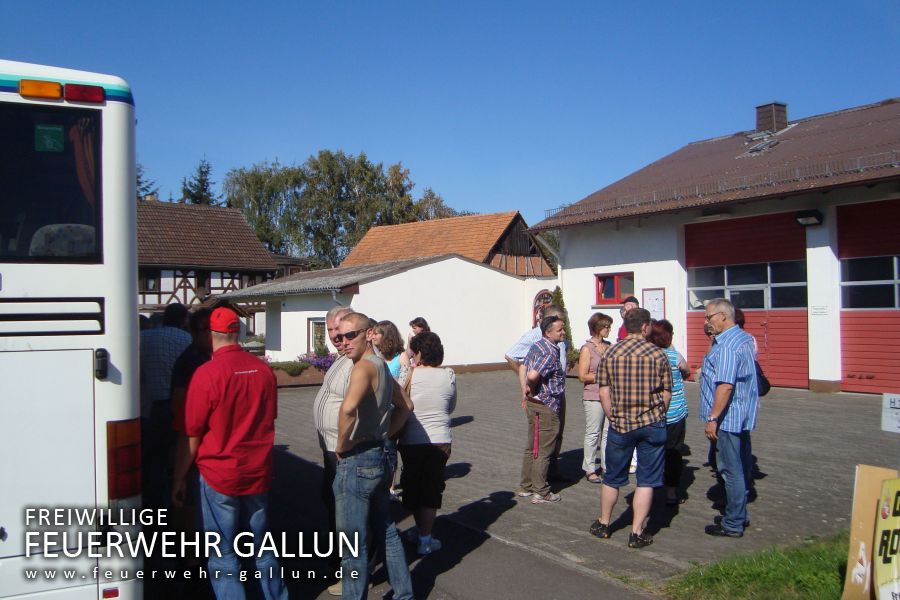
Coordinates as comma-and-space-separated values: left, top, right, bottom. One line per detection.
706, 415, 719, 423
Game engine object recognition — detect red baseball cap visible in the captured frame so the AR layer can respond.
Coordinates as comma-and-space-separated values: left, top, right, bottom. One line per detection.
209, 307, 240, 333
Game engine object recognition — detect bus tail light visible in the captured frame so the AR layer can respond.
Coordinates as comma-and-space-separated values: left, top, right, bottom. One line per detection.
19, 79, 63, 100
65, 83, 105, 103
102, 589, 119, 599
107, 419, 141, 500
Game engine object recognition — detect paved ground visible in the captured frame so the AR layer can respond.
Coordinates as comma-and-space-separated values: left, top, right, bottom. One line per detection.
268, 370, 898, 599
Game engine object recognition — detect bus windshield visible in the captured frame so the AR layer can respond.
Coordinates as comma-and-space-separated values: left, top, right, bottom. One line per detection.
0, 102, 102, 262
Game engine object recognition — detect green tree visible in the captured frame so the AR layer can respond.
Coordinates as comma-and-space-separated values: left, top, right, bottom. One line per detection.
297, 151, 422, 266
413, 187, 470, 220
181, 158, 219, 205
222, 160, 306, 255
550, 285, 579, 365
223, 149, 469, 266
136, 162, 158, 200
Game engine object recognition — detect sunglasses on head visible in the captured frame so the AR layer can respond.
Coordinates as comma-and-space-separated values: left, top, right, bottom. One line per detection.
334, 328, 367, 343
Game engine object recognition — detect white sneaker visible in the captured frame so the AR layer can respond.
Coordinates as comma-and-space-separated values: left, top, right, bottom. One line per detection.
531, 492, 561, 504
417, 537, 442, 555
515, 489, 534, 497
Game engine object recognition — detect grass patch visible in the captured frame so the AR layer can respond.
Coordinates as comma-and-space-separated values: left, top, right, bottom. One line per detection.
665, 530, 848, 600
269, 361, 311, 376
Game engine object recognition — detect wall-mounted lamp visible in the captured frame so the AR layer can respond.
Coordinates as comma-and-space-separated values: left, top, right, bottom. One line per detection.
795, 209, 823, 227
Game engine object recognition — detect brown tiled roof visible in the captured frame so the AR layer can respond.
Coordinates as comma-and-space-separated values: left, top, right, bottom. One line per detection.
137, 201, 276, 271
342, 211, 521, 266
534, 98, 900, 231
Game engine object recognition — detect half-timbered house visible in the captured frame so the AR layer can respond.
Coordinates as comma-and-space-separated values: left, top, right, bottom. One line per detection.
137, 200, 276, 328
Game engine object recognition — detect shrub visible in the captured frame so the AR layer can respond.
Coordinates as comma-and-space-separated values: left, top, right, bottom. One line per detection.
269, 361, 311, 377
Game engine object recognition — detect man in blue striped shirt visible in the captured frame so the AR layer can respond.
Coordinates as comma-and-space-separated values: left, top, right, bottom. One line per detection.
699, 298, 759, 538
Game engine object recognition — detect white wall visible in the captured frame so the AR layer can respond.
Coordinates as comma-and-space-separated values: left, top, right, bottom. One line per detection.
560, 216, 687, 352
263, 258, 553, 366
265, 293, 352, 361
805, 204, 842, 382
354, 258, 547, 366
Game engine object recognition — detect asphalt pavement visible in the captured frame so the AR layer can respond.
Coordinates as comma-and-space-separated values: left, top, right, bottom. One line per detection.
269, 370, 898, 599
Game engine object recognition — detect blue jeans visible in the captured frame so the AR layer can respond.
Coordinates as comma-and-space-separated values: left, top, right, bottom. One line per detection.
716, 430, 753, 533
333, 445, 413, 600
603, 421, 666, 488
198, 476, 288, 600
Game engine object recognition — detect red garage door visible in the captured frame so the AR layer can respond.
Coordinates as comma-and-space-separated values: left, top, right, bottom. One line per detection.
686, 213, 809, 388
686, 310, 809, 388
838, 199, 900, 394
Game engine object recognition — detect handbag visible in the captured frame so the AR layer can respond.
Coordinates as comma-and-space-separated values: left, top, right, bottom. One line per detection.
755, 360, 771, 396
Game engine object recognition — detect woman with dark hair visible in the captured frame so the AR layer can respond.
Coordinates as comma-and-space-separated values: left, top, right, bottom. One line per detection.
409, 317, 430, 333
577, 312, 612, 483
646, 319, 691, 506
399, 331, 456, 555
372, 320, 411, 386
407, 317, 431, 367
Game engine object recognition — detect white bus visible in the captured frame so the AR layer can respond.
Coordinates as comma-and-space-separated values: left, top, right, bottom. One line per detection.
0, 60, 141, 599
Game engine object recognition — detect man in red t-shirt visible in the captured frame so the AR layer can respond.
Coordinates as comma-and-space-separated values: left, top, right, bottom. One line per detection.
172, 307, 287, 600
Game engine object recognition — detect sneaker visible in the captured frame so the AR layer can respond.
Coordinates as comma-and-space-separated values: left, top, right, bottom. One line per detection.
714, 515, 750, 528
589, 520, 611, 539
515, 489, 534, 497
389, 488, 402, 502
530, 492, 561, 504
627, 531, 653, 548
705, 523, 743, 538
417, 537, 442, 555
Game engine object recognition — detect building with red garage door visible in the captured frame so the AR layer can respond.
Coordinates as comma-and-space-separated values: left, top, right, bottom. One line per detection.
532, 98, 900, 394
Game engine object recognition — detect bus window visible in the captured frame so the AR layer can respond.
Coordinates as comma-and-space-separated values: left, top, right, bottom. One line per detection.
0, 103, 102, 262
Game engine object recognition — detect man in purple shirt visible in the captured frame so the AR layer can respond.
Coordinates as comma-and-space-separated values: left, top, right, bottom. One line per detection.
517, 315, 567, 505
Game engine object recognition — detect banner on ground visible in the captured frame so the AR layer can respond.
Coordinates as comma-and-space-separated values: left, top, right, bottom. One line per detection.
842, 465, 898, 600
875, 478, 900, 599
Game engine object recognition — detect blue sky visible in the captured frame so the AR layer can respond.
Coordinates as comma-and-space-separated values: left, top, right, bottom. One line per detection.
5, 1, 899, 225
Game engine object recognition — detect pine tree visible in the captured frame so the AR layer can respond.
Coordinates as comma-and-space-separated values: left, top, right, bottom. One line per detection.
181, 159, 219, 205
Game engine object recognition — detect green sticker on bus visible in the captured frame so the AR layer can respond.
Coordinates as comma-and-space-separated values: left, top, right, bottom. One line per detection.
35, 124, 64, 152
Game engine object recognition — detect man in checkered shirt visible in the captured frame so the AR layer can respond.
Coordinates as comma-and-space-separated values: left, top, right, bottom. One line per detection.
590, 307, 672, 548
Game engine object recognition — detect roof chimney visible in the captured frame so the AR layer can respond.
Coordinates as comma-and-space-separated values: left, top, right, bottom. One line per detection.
756, 102, 788, 133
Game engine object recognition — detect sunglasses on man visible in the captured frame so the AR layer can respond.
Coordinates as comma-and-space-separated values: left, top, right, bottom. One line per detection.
334, 328, 367, 343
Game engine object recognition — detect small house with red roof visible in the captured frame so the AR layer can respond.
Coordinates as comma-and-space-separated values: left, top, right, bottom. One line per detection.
227, 211, 557, 368
533, 99, 900, 394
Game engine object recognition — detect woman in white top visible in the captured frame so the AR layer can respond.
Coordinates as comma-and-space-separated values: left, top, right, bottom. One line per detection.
399, 331, 456, 556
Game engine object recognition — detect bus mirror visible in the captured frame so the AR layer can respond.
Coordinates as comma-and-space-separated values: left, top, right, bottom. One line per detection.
95, 348, 109, 380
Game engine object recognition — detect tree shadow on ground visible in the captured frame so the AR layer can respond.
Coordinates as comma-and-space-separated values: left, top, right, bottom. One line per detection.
409, 491, 517, 599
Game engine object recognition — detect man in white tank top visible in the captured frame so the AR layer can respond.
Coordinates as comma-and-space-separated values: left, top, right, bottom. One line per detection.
333, 312, 414, 600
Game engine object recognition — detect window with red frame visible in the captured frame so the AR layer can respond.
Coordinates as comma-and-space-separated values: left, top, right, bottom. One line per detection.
595, 272, 634, 305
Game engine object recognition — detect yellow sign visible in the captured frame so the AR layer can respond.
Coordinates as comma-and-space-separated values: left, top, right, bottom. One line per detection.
843, 465, 899, 600
875, 478, 900, 599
